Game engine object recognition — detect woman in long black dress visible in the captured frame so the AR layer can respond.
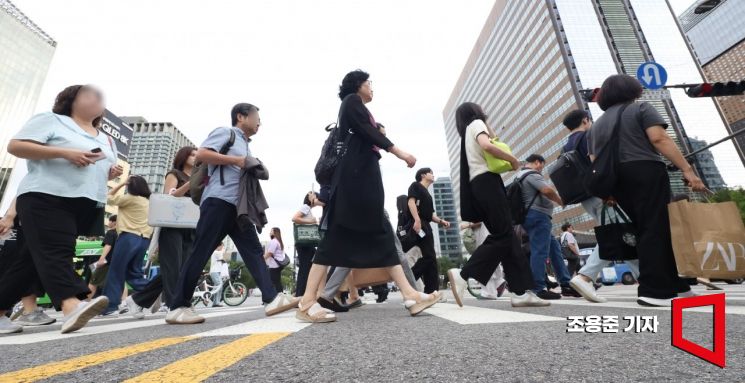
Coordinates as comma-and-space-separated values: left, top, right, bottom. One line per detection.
296, 70, 440, 323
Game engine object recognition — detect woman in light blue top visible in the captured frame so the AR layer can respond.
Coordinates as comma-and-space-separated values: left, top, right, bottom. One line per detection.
0, 85, 123, 334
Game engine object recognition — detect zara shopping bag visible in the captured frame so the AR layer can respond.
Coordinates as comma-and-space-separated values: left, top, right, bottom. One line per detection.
668, 200, 745, 279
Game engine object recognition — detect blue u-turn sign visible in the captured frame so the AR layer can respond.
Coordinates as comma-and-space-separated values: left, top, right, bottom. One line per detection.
636, 62, 668, 90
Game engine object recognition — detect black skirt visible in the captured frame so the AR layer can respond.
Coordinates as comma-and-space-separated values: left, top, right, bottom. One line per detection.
313, 218, 399, 269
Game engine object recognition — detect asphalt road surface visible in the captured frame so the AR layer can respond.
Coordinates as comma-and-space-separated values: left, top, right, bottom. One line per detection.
1, 283, 743, 382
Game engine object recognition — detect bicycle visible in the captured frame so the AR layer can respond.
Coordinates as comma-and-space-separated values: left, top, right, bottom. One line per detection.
192, 267, 250, 307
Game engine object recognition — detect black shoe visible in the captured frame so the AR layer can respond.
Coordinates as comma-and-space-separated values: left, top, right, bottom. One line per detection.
317, 297, 349, 313
561, 285, 582, 298
593, 282, 603, 290
345, 299, 364, 309
546, 280, 559, 289
536, 290, 562, 300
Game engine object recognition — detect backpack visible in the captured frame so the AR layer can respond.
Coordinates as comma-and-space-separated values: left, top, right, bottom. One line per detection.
506, 170, 540, 225
396, 194, 414, 234
314, 122, 352, 185
189, 129, 236, 205
549, 131, 592, 205
584, 104, 630, 199
396, 194, 417, 252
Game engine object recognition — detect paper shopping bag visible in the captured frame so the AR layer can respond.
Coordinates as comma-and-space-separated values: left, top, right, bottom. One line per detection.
668, 200, 745, 279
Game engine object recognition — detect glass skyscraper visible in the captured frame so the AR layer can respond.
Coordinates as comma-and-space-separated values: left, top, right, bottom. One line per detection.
680, 0, 745, 163
0, 0, 56, 204
443, 0, 743, 234
432, 177, 462, 261
122, 117, 195, 194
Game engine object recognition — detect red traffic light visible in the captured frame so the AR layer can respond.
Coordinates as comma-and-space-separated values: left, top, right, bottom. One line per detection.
686, 81, 744, 97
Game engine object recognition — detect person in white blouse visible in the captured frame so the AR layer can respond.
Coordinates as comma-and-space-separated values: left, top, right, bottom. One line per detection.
263, 228, 286, 293
209, 243, 228, 307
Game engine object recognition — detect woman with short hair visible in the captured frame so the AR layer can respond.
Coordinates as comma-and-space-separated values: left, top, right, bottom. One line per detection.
587, 74, 705, 307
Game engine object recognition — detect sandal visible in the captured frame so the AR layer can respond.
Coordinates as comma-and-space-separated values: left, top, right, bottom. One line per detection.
404, 291, 441, 316
296, 301, 337, 323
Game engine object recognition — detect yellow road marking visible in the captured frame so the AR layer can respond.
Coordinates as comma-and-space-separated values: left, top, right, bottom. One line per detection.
0, 336, 195, 383
124, 332, 291, 383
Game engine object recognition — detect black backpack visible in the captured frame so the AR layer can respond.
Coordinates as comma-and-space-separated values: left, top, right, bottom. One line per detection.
395, 194, 417, 252
314, 122, 352, 185
585, 104, 629, 199
189, 129, 235, 205
549, 131, 592, 205
506, 170, 539, 225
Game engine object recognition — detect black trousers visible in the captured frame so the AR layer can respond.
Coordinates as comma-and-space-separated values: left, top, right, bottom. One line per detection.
0, 193, 95, 310
294, 245, 315, 297
566, 258, 580, 277
173, 198, 276, 308
132, 227, 195, 308
615, 161, 690, 299
460, 173, 533, 294
0, 222, 45, 300
410, 225, 439, 293
269, 267, 283, 293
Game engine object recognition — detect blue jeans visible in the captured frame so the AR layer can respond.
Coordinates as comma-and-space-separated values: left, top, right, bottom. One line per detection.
523, 209, 571, 293
173, 197, 277, 308
578, 198, 640, 280
103, 232, 151, 311
210, 272, 223, 306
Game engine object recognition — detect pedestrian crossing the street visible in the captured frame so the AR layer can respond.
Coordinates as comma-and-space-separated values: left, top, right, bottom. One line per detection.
1, 284, 743, 382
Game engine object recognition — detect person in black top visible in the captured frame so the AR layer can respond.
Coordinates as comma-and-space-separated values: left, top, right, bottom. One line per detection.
88, 215, 118, 298
408, 168, 450, 294
297, 70, 440, 323
124, 146, 198, 319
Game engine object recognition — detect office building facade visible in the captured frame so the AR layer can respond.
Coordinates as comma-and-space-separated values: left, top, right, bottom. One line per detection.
0, 0, 56, 204
123, 117, 195, 194
680, 0, 745, 159
432, 177, 463, 261
443, 0, 737, 233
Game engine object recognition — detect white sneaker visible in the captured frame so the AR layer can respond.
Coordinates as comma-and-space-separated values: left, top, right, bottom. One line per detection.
0, 316, 22, 334
511, 291, 551, 307
14, 308, 56, 326
265, 293, 299, 316
677, 290, 698, 298
61, 296, 108, 334
447, 268, 467, 307
125, 296, 145, 320
637, 296, 673, 307
569, 276, 607, 303
165, 306, 205, 324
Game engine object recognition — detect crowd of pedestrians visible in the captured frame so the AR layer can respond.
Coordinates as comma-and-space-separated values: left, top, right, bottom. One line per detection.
0, 71, 709, 335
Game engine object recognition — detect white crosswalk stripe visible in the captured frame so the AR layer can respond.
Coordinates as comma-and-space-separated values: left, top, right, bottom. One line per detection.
424, 303, 564, 324
0, 306, 262, 345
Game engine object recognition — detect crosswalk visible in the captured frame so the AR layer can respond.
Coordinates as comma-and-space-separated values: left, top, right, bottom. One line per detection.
0, 285, 743, 382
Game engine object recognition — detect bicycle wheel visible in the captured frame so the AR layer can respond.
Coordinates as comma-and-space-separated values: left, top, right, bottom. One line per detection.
223, 282, 248, 306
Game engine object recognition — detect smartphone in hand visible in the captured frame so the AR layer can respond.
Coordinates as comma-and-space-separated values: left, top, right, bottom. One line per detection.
89, 147, 107, 162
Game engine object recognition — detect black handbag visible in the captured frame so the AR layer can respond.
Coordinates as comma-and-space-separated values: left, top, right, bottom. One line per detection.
560, 234, 579, 261
595, 205, 639, 261
585, 104, 629, 199
314, 120, 352, 185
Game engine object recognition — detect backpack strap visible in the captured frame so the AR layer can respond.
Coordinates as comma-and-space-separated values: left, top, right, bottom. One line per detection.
216, 129, 236, 186
518, 170, 541, 211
